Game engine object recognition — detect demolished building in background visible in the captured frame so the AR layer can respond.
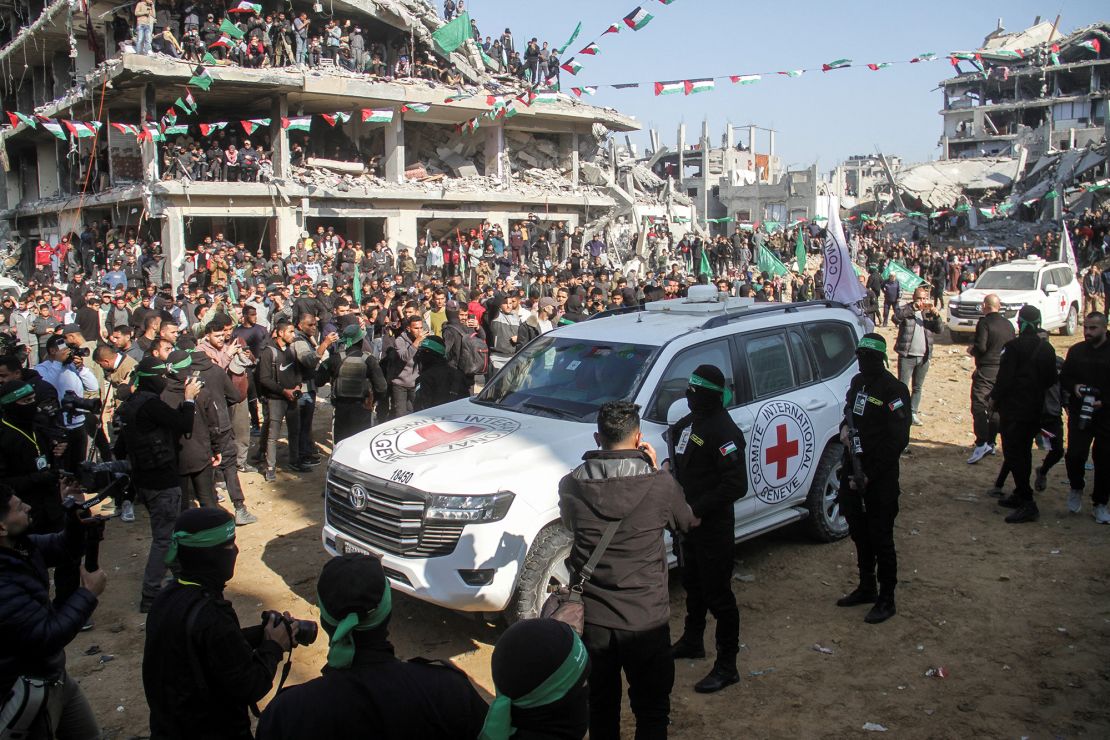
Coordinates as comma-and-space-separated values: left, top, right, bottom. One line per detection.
0, 0, 692, 286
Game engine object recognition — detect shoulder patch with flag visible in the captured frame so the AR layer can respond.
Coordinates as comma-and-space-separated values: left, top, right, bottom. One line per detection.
888, 398, 904, 412
720, 441, 738, 457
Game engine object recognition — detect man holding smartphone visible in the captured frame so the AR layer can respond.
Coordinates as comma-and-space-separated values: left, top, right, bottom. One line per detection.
892, 287, 943, 426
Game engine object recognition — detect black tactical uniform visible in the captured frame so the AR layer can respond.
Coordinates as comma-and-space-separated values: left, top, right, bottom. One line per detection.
837, 334, 911, 624
1059, 319, 1110, 516
669, 364, 746, 693
330, 328, 387, 443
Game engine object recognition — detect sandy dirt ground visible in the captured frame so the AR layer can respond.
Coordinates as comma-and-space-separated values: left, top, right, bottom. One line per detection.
67, 324, 1110, 739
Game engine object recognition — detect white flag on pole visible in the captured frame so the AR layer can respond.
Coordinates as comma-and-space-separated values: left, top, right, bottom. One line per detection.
1059, 222, 1079, 274
822, 197, 868, 310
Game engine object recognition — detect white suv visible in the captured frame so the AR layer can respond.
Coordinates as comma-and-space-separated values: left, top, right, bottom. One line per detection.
947, 258, 1082, 340
322, 288, 868, 620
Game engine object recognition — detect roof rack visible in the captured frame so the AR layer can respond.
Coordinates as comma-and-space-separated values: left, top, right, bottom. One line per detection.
700, 300, 853, 330
586, 304, 647, 321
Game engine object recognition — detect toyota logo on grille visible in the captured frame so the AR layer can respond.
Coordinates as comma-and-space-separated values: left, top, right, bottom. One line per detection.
348, 484, 368, 511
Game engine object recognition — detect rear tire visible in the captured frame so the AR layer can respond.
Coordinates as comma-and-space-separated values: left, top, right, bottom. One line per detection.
805, 442, 849, 542
507, 524, 571, 624
1061, 305, 1078, 336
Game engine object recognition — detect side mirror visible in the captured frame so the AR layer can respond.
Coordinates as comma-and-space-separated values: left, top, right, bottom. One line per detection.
1044, 283, 1059, 294
666, 397, 690, 426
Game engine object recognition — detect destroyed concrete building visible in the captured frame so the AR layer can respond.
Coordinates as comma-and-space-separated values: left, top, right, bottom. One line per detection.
829, 154, 902, 208
0, 0, 679, 286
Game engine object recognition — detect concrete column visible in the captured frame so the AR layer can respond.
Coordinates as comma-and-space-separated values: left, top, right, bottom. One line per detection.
768, 129, 776, 159
747, 125, 756, 152
138, 83, 159, 182
161, 207, 186, 288
386, 211, 418, 254
677, 123, 686, 186
484, 124, 504, 182
384, 114, 405, 184
570, 132, 580, 189
270, 94, 290, 179
274, 206, 300, 257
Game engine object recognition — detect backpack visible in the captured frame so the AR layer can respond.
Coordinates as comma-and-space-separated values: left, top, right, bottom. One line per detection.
451, 328, 488, 377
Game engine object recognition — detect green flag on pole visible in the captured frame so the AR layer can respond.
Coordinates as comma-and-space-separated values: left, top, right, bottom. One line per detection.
757, 246, 789, 277
882, 260, 925, 292
795, 229, 807, 272
432, 12, 472, 53
698, 249, 712, 278
226, 277, 238, 306
352, 264, 362, 304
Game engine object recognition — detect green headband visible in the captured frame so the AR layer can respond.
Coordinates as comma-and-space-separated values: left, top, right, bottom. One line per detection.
478, 631, 589, 740
318, 582, 393, 668
420, 337, 446, 357
689, 373, 733, 406
168, 354, 193, 373
342, 330, 366, 349
164, 520, 236, 564
857, 337, 887, 354
0, 383, 33, 406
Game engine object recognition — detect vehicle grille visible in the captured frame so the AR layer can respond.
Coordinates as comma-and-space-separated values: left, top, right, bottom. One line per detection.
325, 462, 463, 557
950, 303, 982, 319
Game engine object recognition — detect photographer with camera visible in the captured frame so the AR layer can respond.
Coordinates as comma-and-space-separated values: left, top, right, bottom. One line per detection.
1060, 312, 1110, 523
143, 507, 297, 740
257, 554, 487, 740
34, 335, 99, 472
892, 287, 943, 426
114, 356, 201, 612
0, 481, 107, 740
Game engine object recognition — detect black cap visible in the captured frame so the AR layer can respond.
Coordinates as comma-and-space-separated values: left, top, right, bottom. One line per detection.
317, 555, 387, 617
492, 619, 580, 700
1018, 304, 1041, 326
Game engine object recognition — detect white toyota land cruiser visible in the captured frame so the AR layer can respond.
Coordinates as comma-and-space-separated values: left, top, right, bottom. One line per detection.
322, 287, 868, 620
947, 258, 1082, 341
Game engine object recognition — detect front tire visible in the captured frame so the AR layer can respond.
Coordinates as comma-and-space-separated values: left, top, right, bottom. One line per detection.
1061, 305, 1078, 336
507, 524, 571, 623
805, 442, 849, 542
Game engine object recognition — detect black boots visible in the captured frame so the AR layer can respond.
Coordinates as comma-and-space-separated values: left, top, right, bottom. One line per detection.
864, 596, 897, 624
694, 661, 740, 693
836, 586, 878, 607
670, 635, 706, 660
1005, 500, 1039, 523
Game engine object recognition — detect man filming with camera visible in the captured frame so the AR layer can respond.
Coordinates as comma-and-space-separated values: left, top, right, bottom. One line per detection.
1060, 312, 1110, 522
34, 335, 99, 472
143, 507, 301, 740
892, 287, 943, 426
0, 480, 107, 739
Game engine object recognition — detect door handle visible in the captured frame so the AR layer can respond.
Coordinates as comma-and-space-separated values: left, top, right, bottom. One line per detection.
805, 401, 829, 411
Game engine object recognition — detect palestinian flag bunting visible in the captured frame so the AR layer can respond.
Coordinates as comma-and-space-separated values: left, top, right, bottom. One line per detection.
532, 91, 558, 104
137, 123, 165, 142
1079, 39, 1100, 55
321, 112, 351, 126
602, 23, 620, 35
199, 122, 228, 136
822, 58, 851, 71
361, 109, 394, 123
162, 124, 189, 136
281, 116, 311, 131
39, 118, 66, 140
867, 62, 891, 71
175, 91, 198, 115
778, 69, 803, 77
623, 7, 654, 31
579, 42, 600, 55
910, 53, 937, 62
570, 86, 597, 97
240, 118, 270, 134
110, 123, 140, 135
401, 103, 430, 113
730, 74, 760, 85
63, 120, 100, 138
6, 112, 35, 128
654, 80, 684, 96
560, 58, 583, 75
684, 79, 714, 95
228, 1, 261, 13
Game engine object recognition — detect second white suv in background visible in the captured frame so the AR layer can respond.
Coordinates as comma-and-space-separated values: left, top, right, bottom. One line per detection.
947, 258, 1082, 340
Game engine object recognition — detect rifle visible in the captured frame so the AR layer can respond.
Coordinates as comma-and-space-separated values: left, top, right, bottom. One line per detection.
843, 408, 868, 496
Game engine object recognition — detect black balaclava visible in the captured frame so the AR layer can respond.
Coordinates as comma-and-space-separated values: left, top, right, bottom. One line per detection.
490, 619, 590, 740
0, 381, 37, 427
316, 554, 393, 665
173, 507, 237, 592
855, 332, 888, 378
134, 355, 168, 395
686, 363, 727, 416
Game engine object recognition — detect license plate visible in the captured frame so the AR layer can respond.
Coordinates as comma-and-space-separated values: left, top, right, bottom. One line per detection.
340, 538, 372, 557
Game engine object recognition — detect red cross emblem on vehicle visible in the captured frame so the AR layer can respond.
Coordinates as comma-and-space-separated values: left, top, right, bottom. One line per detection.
404, 423, 485, 453
764, 424, 799, 480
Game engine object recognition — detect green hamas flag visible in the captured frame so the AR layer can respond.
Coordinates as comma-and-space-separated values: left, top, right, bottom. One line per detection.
882, 260, 925, 292
556, 22, 582, 55
795, 229, 806, 272
352, 263, 362, 303
698, 249, 712, 277
219, 18, 244, 40
433, 11, 472, 54
757, 246, 789, 277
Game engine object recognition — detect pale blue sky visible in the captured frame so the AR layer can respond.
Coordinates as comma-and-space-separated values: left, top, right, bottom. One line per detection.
464, 0, 1106, 171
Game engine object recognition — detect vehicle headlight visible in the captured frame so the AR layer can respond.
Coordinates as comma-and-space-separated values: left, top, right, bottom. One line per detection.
425, 492, 515, 523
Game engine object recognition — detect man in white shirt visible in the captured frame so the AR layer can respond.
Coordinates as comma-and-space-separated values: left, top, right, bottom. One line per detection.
35, 335, 99, 470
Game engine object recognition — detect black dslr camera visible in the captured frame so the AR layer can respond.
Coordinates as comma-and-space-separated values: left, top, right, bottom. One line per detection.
1077, 386, 1101, 430
72, 460, 131, 491
260, 611, 319, 646
61, 472, 130, 571
36, 391, 102, 445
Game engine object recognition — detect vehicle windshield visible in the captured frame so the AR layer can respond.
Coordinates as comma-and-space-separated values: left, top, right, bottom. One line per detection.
476, 336, 658, 421
973, 270, 1036, 291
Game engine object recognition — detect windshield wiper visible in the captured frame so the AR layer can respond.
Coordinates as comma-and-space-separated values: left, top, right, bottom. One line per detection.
522, 400, 581, 420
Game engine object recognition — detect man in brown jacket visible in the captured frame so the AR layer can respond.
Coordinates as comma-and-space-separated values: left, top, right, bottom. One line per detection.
559, 400, 697, 740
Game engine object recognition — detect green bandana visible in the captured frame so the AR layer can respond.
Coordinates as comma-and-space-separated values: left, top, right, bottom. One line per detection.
0, 383, 33, 406
164, 520, 236, 564
420, 337, 446, 357
341, 329, 366, 349
168, 354, 193, 373
478, 631, 589, 740
857, 337, 887, 354
689, 373, 733, 406
318, 582, 393, 668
